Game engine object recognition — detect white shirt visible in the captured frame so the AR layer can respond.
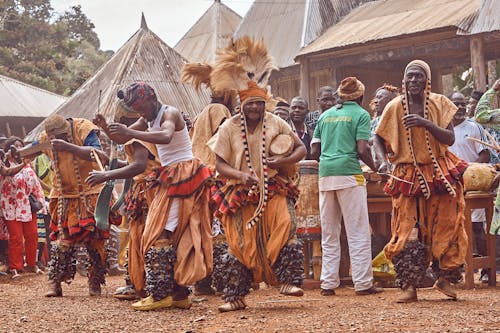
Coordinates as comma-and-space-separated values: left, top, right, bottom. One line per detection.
449, 119, 488, 163
449, 119, 488, 223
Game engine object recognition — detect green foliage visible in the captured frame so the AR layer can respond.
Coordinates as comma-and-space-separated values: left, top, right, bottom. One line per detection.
0, 0, 111, 95
452, 63, 500, 96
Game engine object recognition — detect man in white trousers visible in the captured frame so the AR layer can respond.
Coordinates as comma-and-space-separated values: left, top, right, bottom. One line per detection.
311, 77, 382, 296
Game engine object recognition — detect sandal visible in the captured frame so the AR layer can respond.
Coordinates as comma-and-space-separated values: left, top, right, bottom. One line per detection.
280, 283, 304, 297
218, 298, 247, 312
11, 269, 21, 279
113, 285, 139, 300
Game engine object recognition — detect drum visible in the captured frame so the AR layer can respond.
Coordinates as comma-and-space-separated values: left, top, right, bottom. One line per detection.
362, 166, 387, 197
269, 134, 294, 157
295, 160, 321, 240
463, 163, 498, 192
296, 160, 322, 280
270, 134, 296, 177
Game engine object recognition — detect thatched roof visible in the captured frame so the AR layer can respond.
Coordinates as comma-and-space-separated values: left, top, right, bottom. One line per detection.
234, 0, 374, 68
174, 0, 241, 63
298, 0, 480, 57
27, 14, 210, 141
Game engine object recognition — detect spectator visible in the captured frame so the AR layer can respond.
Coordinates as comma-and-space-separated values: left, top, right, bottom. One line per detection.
33, 153, 53, 270
305, 86, 337, 131
1, 149, 40, 275
273, 99, 292, 125
448, 91, 490, 283
370, 84, 399, 138
290, 96, 314, 159
0, 133, 7, 150
467, 90, 484, 119
473, 78, 500, 279
1, 136, 45, 278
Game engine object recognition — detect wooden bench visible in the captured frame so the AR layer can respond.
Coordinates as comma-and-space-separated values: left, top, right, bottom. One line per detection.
463, 191, 497, 289
367, 193, 497, 289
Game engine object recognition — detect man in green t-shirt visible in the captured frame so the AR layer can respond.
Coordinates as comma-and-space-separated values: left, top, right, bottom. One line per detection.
311, 77, 381, 296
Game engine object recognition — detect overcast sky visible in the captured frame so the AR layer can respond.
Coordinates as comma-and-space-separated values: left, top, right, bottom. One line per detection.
50, 0, 253, 52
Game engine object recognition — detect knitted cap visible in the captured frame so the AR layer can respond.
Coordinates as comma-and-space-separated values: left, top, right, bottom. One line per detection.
117, 82, 156, 110
338, 77, 365, 101
404, 60, 431, 82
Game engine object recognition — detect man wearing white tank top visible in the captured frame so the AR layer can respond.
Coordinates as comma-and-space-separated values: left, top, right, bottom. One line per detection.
108, 82, 213, 311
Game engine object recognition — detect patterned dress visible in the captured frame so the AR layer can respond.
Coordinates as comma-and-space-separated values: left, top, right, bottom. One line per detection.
474, 87, 500, 234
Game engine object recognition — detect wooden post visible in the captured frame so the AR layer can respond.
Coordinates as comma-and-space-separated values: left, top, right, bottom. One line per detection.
470, 36, 487, 92
299, 57, 310, 103
433, 68, 443, 94
5, 122, 11, 137
311, 240, 322, 280
442, 73, 454, 97
488, 60, 498, 88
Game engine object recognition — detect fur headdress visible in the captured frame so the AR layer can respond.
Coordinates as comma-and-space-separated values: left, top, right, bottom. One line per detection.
181, 62, 213, 91
181, 62, 238, 109
210, 36, 278, 105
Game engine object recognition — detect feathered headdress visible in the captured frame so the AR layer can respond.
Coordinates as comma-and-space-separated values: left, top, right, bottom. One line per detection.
181, 62, 213, 91
181, 61, 238, 111
210, 36, 278, 94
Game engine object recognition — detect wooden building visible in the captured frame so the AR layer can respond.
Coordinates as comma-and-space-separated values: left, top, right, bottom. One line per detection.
0, 74, 66, 138
458, 0, 500, 91
27, 14, 210, 141
174, 0, 241, 63
296, 0, 500, 110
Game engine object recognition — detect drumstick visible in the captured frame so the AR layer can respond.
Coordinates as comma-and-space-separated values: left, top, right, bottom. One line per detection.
91, 149, 105, 171
377, 172, 414, 185
466, 137, 500, 152
256, 299, 322, 304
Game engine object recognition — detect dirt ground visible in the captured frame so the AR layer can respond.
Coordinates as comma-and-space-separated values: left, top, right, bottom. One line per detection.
0, 273, 499, 333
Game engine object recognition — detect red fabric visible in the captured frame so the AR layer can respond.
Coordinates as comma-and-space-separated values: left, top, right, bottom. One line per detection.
383, 152, 468, 197
5, 213, 38, 270
211, 175, 299, 218
157, 163, 212, 198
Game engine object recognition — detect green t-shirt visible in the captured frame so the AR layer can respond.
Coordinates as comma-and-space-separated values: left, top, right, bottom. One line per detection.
313, 101, 371, 177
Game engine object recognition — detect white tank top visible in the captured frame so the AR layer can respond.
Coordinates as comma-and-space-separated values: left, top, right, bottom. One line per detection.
148, 105, 193, 166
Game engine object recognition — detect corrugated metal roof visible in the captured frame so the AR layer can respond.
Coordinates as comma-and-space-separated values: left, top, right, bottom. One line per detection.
174, 0, 241, 63
303, 0, 376, 46
299, 0, 481, 57
235, 0, 373, 68
27, 16, 211, 141
458, 0, 500, 35
0, 74, 67, 118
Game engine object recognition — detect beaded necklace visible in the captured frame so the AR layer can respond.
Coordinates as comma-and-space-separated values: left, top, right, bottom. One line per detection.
52, 120, 90, 233
240, 111, 269, 229
402, 77, 456, 198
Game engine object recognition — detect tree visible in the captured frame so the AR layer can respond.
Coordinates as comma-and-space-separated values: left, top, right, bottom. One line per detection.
56, 5, 100, 49
0, 0, 110, 95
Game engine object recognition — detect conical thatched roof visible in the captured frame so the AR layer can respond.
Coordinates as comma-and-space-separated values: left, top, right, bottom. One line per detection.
27, 14, 210, 141
174, 0, 241, 63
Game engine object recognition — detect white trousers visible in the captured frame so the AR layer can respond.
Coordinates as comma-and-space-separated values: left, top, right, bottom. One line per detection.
319, 185, 373, 291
